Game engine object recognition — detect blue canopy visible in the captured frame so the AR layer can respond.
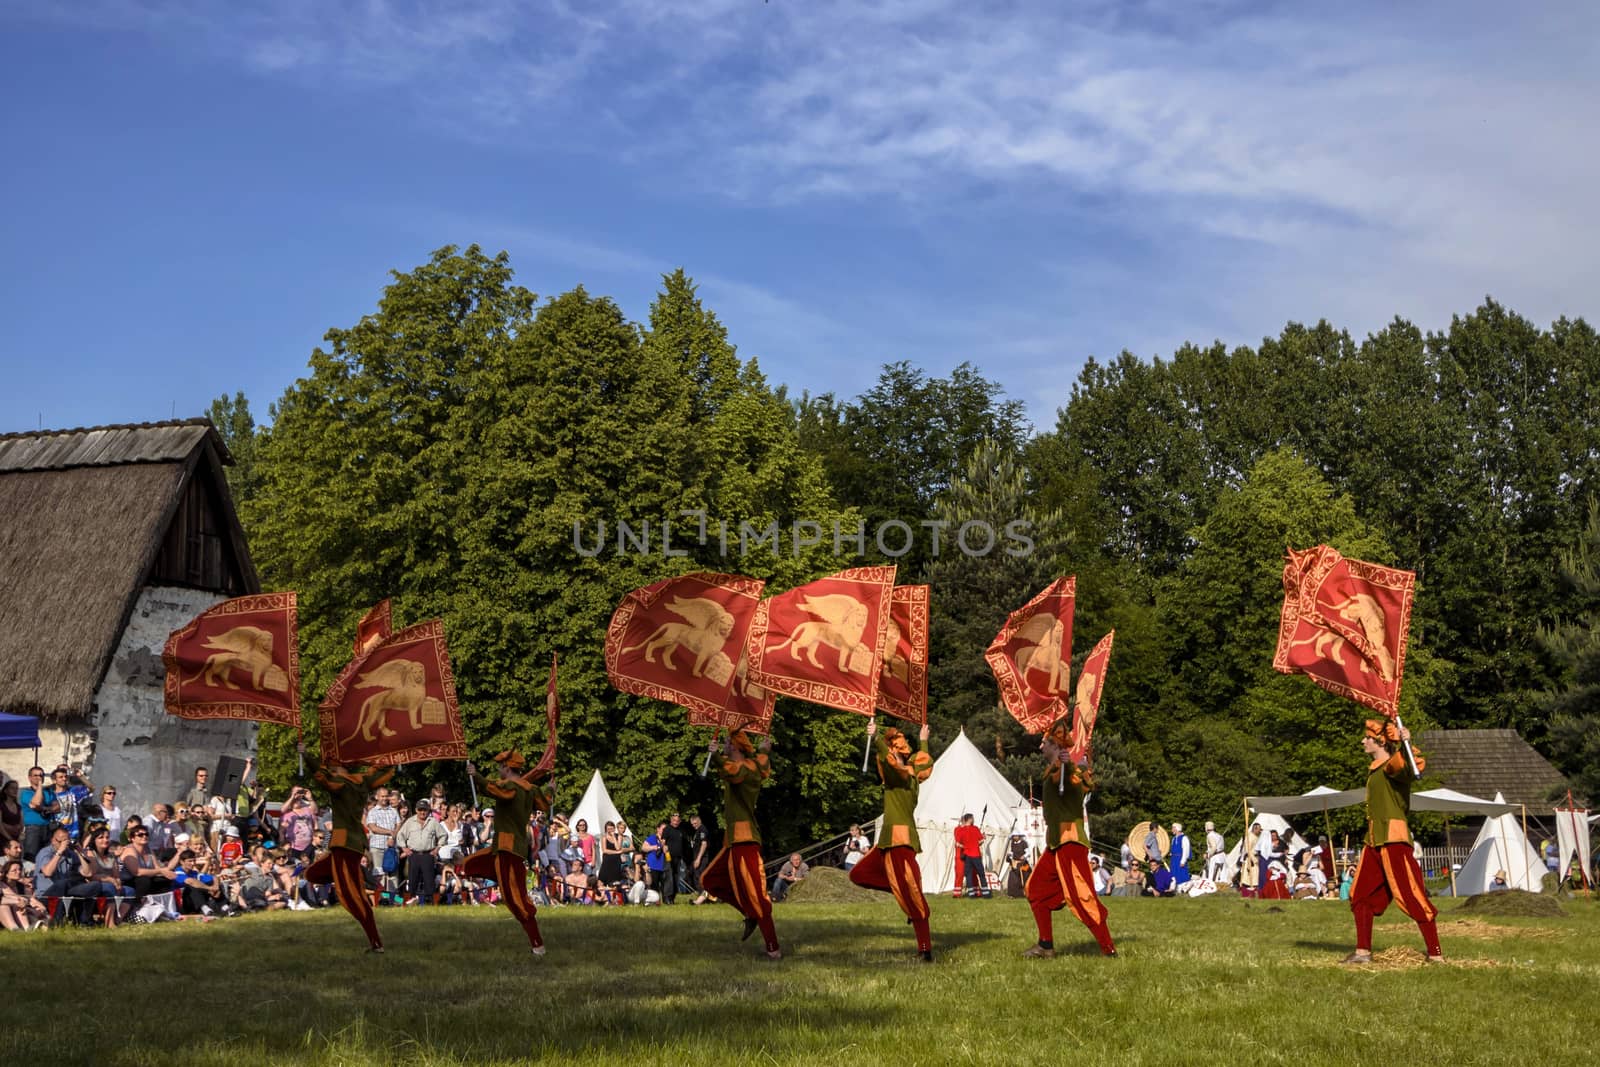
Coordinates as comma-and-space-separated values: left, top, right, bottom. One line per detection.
0, 712, 42, 750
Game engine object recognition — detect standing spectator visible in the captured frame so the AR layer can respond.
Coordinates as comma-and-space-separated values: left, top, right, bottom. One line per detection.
841, 824, 871, 871
364, 787, 400, 890
616, 821, 641, 882
769, 852, 808, 902
688, 814, 711, 892
1119, 839, 1134, 872
599, 821, 625, 887
43, 766, 91, 840
571, 819, 597, 874
1204, 821, 1227, 881
281, 790, 319, 863
1169, 822, 1192, 889
184, 766, 211, 840
147, 805, 180, 862
395, 800, 446, 904
438, 804, 467, 866
426, 783, 448, 819
99, 786, 123, 837
663, 813, 690, 899
20, 767, 50, 860
953, 814, 989, 898
642, 822, 668, 900
1143, 820, 1164, 868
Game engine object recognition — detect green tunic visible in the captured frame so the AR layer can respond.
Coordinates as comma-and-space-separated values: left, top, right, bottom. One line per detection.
873, 734, 931, 851
473, 771, 553, 856
1041, 766, 1088, 849
720, 753, 769, 847
1364, 753, 1412, 847
307, 756, 393, 855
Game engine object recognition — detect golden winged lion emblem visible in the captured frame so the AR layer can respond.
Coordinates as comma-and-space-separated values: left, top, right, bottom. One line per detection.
342, 658, 446, 744
183, 625, 288, 693
1012, 613, 1067, 695
882, 617, 910, 686
770, 592, 873, 675
621, 596, 737, 683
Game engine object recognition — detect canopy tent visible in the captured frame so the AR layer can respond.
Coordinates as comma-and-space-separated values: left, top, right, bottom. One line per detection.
1456, 792, 1544, 893
0, 711, 42, 751
912, 729, 1027, 894
570, 770, 625, 836
1554, 804, 1591, 887
1247, 784, 1517, 818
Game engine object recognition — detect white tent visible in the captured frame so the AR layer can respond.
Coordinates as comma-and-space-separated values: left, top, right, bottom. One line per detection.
1456, 792, 1544, 894
1247, 784, 1362, 816
1554, 806, 1591, 887
570, 770, 625, 835
913, 729, 1026, 894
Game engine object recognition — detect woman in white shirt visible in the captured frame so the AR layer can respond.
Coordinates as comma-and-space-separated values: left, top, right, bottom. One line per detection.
842, 824, 870, 870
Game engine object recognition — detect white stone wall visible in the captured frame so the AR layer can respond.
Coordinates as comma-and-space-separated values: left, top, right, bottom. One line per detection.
86, 585, 259, 819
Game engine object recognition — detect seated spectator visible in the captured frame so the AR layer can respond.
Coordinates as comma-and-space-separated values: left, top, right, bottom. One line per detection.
99, 786, 123, 838
1489, 869, 1510, 892
842, 825, 870, 870
32, 826, 80, 900
172, 850, 225, 916
2, 858, 47, 930
769, 852, 808, 902
238, 856, 288, 911
118, 824, 178, 907
73, 823, 135, 925
1090, 854, 1112, 896
3, 837, 24, 874
219, 825, 245, 866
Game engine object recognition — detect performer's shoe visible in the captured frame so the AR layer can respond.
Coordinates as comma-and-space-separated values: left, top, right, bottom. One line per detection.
918, 950, 934, 963
741, 917, 759, 942
1102, 948, 1118, 958
366, 945, 385, 954
530, 945, 546, 958
1021, 944, 1055, 959
1339, 951, 1372, 965
1424, 954, 1445, 965
765, 948, 783, 960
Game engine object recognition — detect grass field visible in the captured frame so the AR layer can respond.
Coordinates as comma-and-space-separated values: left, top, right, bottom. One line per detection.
6, 887, 1595, 1066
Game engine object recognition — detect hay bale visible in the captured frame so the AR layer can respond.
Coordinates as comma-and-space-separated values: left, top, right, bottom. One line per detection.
782, 865, 878, 904
1457, 890, 1565, 917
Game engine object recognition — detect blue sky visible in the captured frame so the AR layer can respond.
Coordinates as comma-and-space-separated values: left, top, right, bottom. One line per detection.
3, 0, 1597, 434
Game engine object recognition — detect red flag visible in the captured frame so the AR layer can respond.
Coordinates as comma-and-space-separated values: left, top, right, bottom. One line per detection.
745, 566, 898, 715
162, 592, 300, 726
530, 653, 560, 778
354, 599, 392, 657
605, 572, 767, 720
689, 647, 777, 735
1067, 630, 1114, 764
875, 585, 930, 724
1273, 545, 1415, 717
318, 619, 466, 766
986, 577, 1076, 733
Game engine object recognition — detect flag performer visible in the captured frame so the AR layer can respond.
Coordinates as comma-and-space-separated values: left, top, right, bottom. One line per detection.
848, 718, 935, 961
464, 749, 555, 956
699, 724, 782, 959
297, 741, 390, 953
1022, 717, 1116, 959
1343, 719, 1442, 964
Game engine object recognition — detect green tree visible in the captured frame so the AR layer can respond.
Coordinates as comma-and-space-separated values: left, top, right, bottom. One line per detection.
206, 391, 262, 513
1536, 497, 1600, 803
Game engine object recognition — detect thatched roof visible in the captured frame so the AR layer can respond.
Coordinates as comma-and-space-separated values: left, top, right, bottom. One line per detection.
0, 419, 258, 719
1417, 729, 1568, 816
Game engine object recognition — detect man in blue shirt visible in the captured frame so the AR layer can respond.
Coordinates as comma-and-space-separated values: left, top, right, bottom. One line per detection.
20, 766, 51, 860
644, 821, 668, 898
40, 766, 93, 841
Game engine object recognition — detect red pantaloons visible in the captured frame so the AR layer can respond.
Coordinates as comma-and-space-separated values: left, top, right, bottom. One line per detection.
1351, 844, 1439, 956
849, 846, 931, 953
305, 847, 382, 950
1025, 843, 1115, 955
700, 843, 779, 952
463, 849, 543, 950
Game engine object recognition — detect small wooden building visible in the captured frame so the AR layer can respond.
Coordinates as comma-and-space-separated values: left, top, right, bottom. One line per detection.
0, 419, 260, 817
1418, 728, 1568, 823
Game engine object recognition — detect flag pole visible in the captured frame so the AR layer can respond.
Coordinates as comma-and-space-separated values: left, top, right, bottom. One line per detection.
701, 730, 721, 778
861, 716, 875, 773
1394, 713, 1421, 779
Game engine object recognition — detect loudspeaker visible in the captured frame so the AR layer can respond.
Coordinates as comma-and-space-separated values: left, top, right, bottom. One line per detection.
213, 755, 249, 801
